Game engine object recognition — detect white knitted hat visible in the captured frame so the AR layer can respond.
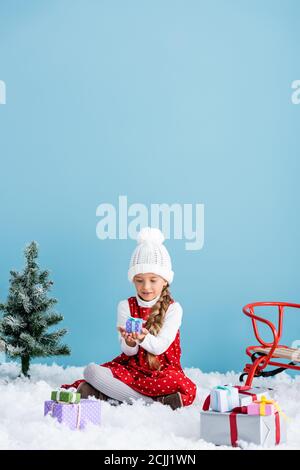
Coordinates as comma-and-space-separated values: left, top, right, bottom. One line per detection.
128, 227, 174, 284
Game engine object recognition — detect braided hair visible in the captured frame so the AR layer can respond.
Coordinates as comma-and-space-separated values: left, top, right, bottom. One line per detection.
143, 284, 172, 370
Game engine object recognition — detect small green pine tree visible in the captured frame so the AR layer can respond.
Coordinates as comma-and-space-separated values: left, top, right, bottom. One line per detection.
0, 241, 71, 377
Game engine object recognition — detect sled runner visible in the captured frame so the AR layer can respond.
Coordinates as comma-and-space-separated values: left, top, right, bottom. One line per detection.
239, 302, 300, 386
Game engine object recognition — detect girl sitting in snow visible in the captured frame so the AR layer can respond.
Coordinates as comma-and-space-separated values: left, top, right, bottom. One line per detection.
61, 227, 197, 410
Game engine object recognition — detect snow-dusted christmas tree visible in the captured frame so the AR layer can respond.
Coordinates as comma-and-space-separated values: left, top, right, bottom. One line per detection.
0, 338, 5, 364
0, 241, 71, 377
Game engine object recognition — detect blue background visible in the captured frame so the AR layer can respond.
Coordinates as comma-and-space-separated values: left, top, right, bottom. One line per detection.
0, 0, 299, 374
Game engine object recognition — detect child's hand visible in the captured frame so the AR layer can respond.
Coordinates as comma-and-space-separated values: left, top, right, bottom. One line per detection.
117, 326, 137, 347
133, 327, 149, 342
117, 326, 149, 346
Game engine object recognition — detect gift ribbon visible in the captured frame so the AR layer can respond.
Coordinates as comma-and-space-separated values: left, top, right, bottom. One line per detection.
229, 408, 281, 447
252, 395, 289, 421
75, 403, 82, 429
254, 395, 272, 416
53, 389, 78, 403
233, 385, 257, 401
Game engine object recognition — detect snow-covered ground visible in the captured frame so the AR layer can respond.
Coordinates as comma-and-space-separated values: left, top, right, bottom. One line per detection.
0, 362, 299, 450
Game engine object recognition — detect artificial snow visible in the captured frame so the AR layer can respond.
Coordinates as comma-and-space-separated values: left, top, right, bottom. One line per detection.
0, 361, 299, 450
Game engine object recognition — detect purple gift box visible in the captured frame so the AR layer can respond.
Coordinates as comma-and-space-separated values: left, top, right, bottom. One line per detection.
44, 399, 101, 430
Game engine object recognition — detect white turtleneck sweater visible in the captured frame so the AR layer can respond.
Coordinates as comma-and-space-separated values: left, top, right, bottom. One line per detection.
117, 294, 183, 356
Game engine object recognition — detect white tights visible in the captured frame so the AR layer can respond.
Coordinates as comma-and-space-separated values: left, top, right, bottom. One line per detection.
83, 363, 155, 404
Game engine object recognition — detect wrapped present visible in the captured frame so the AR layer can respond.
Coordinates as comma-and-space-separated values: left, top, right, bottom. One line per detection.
210, 385, 240, 413
247, 395, 288, 418
201, 391, 287, 446
125, 317, 144, 334
44, 399, 101, 430
234, 385, 274, 407
51, 389, 81, 404
200, 408, 286, 447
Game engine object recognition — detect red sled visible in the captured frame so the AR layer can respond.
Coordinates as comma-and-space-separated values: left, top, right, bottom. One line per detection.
240, 301, 300, 386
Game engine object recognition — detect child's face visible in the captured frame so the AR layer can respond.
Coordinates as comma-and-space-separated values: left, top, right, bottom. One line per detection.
133, 273, 168, 301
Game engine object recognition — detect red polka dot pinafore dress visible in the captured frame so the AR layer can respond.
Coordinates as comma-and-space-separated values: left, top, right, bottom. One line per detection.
61, 296, 197, 406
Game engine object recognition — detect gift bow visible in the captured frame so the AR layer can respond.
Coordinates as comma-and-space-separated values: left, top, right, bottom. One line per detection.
254, 395, 289, 421
129, 318, 143, 324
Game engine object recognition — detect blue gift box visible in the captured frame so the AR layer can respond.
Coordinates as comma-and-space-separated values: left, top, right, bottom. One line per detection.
125, 317, 144, 334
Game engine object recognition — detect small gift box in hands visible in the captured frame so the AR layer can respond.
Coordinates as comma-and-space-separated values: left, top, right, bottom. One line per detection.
125, 317, 144, 334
